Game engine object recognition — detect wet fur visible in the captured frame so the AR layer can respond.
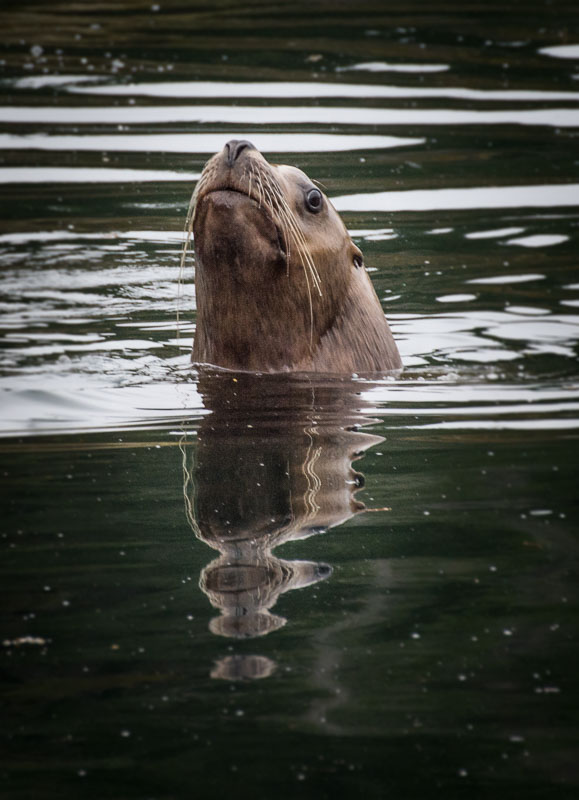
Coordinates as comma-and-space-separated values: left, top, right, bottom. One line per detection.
183, 143, 401, 374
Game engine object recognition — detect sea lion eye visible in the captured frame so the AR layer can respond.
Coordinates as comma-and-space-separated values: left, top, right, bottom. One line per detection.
305, 188, 323, 213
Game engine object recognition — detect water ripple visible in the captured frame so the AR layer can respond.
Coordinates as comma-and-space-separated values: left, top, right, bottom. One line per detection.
0, 131, 425, 154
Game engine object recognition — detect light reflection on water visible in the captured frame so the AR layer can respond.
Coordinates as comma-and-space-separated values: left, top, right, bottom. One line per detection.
333, 184, 579, 210
0, 204, 577, 433
66, 78, 579, 102
5, 103, 579, 128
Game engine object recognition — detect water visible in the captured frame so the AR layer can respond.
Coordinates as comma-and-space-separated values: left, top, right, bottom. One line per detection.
1, 2, 578, 797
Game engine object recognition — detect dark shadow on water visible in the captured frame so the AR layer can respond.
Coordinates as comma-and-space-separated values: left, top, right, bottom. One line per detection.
181, 369, 385, 679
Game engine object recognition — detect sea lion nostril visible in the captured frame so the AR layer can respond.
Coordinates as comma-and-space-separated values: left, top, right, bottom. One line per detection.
225, 139, 255, 167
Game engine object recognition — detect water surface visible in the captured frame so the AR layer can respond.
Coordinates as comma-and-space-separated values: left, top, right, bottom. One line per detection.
1, 2, 578, 798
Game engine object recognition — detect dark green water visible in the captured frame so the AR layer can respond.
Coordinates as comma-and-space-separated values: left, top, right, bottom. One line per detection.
1, 2, 578, 798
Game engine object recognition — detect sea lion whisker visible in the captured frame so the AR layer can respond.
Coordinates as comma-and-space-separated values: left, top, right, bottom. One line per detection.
287, 224, 323, 296
265, 188, 316, 345
255, 171, 264, 209
273, 204, 308, 282
262, 185, 291, 263
273, 193, 323, 293
177, 179, 201, 341
269, 194, 322, 293
282, 220, 322, 301
301, 248, 315, 349
247, 169, 253, 206
248, 167, 294, 267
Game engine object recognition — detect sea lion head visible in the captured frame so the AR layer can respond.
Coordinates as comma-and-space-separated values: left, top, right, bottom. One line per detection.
186, 140, 401, 374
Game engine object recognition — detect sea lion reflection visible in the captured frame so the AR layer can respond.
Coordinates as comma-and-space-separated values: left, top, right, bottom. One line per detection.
183, 372, 383, 678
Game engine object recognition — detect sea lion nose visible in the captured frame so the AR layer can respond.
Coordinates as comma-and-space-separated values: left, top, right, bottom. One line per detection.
224, 139, 255, 167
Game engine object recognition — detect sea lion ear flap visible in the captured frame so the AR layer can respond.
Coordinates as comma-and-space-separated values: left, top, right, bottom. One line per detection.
351, 242, 364, 270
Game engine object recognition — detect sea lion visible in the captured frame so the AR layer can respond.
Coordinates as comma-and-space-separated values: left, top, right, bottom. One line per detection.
185, 139, 402, 374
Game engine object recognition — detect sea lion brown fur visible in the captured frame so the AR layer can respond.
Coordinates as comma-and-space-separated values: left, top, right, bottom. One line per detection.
186, 140, 402, 374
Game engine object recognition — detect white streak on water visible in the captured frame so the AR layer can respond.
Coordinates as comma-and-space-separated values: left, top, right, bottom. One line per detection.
332, 184, 579, 212
487, 320, 579, 342
0, 230, 188, 244
467, 274, 545, 285
349, 227, 395, 237
359, 401, 579, 417
399, 419, 579, 431
336, 61, 450, 73
1, 75, 105, 89
6, 332, 103, 343
466, 227, 525, 239
67, 80, 579, 102
0, 132, 423, 153
0, 167, 199, 184
4, 340, 166, 357
365, 232, 398, 241
363, 384, 579, 406
507, 306, 550, 316
505, 234, 570, 247
539, 44, 579, 59
437, 294, 477, 302
3, 105, 579, 127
